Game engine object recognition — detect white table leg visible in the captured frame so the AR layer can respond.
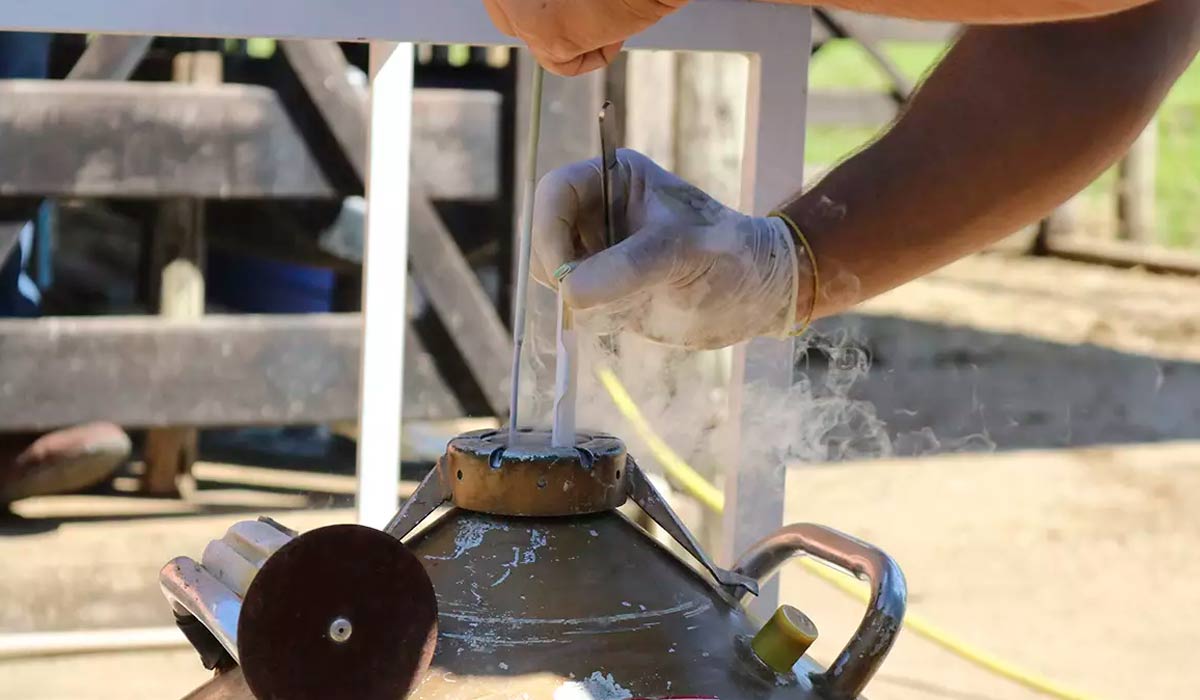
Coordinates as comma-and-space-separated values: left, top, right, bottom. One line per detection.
356, 41, 414, 528
721, 16, 813, 620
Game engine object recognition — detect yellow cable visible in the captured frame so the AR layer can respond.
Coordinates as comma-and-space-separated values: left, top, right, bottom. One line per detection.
596, 367, 725, 514
596, 365, 1100, 700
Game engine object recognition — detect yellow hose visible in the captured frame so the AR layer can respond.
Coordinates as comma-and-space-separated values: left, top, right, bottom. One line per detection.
596, 366, 1099, 700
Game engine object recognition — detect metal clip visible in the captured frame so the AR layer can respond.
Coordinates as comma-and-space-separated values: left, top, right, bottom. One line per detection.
624, 457, 759, 600
384, 463, 451, 540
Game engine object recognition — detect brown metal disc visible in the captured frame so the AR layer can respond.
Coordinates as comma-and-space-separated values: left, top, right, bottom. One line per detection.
441, 428, 628, 516
238, 524, 437, 700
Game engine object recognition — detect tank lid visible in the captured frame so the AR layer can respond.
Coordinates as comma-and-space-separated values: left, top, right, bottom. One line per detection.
440, 429, 628, 517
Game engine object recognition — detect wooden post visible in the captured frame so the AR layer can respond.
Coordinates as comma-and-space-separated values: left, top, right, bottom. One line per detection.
1034, 194, 1083, 255
675, 52, 747, 207
66, 35, 153, 80
1117, 116, 1158, 244
141, 51, 222, 496
625, 51, 677, 171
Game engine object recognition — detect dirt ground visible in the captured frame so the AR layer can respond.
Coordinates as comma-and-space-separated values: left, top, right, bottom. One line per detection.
782, 442, 1200, 700
859, 251, 1200, 362
2, 253, 1199, 699
3, 441, 1198, 700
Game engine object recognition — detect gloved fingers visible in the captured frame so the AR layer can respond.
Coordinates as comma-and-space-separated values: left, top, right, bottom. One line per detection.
531, 157, 607, 287
561, 225, 686, 310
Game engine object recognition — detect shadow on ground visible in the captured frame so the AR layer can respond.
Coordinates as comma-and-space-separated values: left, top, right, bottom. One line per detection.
810, 314, 1200, 454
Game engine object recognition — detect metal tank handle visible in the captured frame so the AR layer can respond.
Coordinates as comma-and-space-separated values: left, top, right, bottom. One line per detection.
732, 523, 907, 699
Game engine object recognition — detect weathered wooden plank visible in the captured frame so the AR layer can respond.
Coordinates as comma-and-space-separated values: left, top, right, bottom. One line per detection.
677, 52, 747, 207
283, 41, 501, 202
405, 320, 466, 421
1043, 236, 1200, 277
0, 81, 497, 200
0, 314, 459, 432
626, 51, 677, 171
283, 40, 509, 415
281, 41, 371, 176
0, 81, 334, 199
142, 52, 222, 496
808, 90, 898, 127
412, 90, 502, 202
65, 35, 152, 80
408, 194, 511, 414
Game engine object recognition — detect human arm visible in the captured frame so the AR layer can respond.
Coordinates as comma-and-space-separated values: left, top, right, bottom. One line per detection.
784, 0, 1200, 318
532, 0, 1200, 347
789, 0, 1154, 24
483, 0, 1157, 75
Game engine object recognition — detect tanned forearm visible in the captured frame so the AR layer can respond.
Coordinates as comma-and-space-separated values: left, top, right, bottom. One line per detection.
782, 0, 1200, 318
776, 0, 1156, 24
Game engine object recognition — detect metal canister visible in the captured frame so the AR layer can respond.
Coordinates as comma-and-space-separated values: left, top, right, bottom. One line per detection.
169, 429, 906, 700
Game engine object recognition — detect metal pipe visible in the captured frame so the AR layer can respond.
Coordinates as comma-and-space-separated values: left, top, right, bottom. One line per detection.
599, 100, 621, 248
733, 523, 907, 699
0, 626, 188, 661
507, 63, 546, 443
159, 556, 242, 662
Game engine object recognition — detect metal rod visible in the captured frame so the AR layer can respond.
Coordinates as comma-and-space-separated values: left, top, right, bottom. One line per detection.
507, 64, 546, 444
599, 100, 619, 249
0, 627, 188, 661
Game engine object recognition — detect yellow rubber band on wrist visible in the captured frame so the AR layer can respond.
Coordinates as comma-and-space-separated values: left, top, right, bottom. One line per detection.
770, 210, 819, 337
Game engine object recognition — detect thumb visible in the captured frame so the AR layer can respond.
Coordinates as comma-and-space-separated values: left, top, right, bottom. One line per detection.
562, 227, 686, 310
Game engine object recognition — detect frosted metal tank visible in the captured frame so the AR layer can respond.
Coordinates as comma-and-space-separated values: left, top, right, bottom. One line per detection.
164, 429, 906, 700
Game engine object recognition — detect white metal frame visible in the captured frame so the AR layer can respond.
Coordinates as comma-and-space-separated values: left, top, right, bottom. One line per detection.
1, 0, 810, 611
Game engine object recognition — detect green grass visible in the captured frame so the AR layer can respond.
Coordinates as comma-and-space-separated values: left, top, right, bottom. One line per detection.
807, 40, 1200, 249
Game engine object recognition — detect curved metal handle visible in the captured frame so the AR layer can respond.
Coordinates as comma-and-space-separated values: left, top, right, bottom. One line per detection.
160, 557, 242, 662
733, 524, 907, 699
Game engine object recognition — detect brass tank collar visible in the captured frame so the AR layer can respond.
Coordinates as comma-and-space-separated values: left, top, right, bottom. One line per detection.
439, 429, 629, 517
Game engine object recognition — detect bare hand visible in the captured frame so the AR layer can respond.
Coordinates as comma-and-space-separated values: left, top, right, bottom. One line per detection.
483, 0, 688, 76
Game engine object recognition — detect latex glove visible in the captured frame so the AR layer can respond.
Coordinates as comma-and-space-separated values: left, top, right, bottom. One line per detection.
532, 149, 805, 350
482, 0, 688, 76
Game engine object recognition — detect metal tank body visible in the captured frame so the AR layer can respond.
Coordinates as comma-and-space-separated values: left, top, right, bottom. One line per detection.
404, 508, 825, 699
171, 430, 906, 700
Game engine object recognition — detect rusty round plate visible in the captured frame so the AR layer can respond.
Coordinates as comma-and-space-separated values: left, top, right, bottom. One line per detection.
442, 428, 629, 516
238, 524, 437, 700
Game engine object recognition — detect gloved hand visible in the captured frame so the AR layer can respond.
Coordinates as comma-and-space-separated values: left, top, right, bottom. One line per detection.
482, 0, 688, 76
532, 149, 809, 350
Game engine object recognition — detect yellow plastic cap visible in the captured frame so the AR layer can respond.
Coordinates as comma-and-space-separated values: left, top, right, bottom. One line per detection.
750, 604, 819, 674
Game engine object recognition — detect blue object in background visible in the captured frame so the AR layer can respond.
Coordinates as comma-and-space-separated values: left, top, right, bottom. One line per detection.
0, 32, 52, 318
0, 31, 50, 79
0, 223, 40, 317
0, 227, 36, 317
207, 250, 337, 314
